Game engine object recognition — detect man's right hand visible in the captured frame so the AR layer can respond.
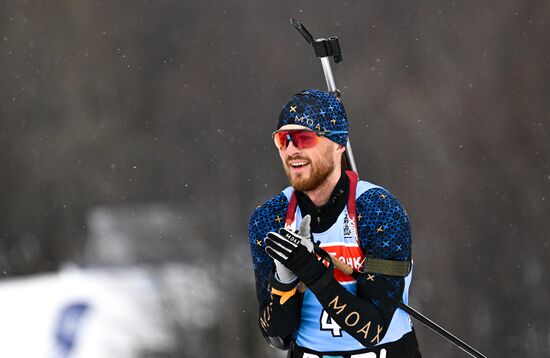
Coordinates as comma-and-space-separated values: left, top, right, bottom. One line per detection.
265, 215, 328, 287
267, 215, 312, 283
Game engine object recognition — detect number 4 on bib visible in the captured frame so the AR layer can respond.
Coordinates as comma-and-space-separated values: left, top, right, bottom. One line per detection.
320, 310, 343, 337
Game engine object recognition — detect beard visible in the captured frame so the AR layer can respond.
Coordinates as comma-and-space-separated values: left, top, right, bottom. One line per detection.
283, 150, 335, 192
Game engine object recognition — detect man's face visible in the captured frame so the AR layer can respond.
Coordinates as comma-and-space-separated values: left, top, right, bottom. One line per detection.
276, 125, 343, 192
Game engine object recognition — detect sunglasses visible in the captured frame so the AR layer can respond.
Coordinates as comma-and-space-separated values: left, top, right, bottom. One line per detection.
272, 129, 347, 150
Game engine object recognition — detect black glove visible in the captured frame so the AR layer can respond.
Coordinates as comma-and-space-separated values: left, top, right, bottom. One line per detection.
271, 215, 313, 284
265, 215, 328, 287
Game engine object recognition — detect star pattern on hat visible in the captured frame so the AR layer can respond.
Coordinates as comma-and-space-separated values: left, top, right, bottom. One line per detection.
277, 89, 348, 146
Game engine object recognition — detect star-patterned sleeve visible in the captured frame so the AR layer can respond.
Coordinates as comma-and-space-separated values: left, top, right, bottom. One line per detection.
248, 192, 303, 349
356, 187, 411, 263
302, 187, 411, 347
351, 187, 411, 340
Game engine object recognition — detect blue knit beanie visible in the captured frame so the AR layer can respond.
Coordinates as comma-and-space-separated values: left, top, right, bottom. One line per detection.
277, 89, 348, 146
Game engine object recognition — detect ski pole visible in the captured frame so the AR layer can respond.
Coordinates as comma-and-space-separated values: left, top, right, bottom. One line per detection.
290, 18, 358, 174
291, 18, 487, 358
320, 246, 486, 357
398, 303, 487, 358
315, 245, 487, 357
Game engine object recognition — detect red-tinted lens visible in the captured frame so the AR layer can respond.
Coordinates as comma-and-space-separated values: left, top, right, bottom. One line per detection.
273, 131, 289, 149
273, 130, 319, 149
291, 131, 319, 148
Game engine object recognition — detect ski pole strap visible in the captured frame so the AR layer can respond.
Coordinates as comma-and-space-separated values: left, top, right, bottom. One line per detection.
360, 257, 411, 277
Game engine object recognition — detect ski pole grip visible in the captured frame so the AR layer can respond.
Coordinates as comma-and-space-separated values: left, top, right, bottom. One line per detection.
290, 18, 342, 63
313, 37, 342, 63
329, 256, 354, 275
290, 18, 313, 44
315, 243, 354, 275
